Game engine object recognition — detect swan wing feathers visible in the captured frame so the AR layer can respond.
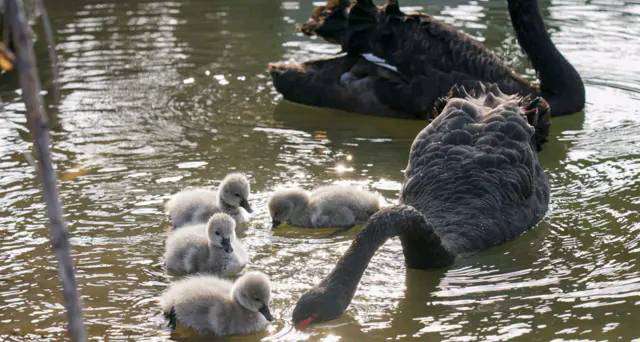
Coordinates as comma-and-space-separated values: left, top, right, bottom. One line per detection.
332, 4, 530, 94
402, 90, 549, 253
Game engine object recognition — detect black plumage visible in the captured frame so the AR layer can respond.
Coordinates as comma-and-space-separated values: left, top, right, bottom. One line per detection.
292, 85, 551, 327
269, 0, 584, 121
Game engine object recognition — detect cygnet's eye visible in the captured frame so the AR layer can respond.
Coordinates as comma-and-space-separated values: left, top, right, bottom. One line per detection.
235, 193, 241, 197
254, 297, 261, 302
215, 231, 220, 236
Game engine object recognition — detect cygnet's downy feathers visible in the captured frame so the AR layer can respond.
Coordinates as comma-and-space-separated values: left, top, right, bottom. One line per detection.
161, 272, 274, 336
166, 173, 253, 229
164, 213, 248, 277
268, 185, 381, 228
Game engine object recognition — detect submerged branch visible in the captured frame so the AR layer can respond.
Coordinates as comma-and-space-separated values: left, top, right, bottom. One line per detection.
5, 0, 86, 341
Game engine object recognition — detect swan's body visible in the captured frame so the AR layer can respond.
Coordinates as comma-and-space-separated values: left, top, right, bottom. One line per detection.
166, 173, 252, 229
269, 0, 584, 119
268, 185, 381, 228
291, 85, 550, 328
161, 272, 274, 336
164, 213, 248, 277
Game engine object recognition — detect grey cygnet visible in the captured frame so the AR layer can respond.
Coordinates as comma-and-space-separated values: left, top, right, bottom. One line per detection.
166, 173, 252, 229
164, 213, 248, 277
268, 185, 381, 228
161, 272, 274, 336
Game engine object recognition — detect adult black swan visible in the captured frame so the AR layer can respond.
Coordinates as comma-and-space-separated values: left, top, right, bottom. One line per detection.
291, 85, 551, 328
269, 0, 584, 119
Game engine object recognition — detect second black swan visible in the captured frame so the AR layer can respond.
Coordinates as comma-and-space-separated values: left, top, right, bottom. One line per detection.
269, 0, 584, 119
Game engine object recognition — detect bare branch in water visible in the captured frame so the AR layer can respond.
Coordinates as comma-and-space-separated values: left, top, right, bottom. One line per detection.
35, 0, 61, 102
5, 0, 86, 341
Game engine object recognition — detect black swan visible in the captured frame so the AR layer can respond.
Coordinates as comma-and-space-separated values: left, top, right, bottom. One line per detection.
291, 85, 551, 328
269, 0, 584, 119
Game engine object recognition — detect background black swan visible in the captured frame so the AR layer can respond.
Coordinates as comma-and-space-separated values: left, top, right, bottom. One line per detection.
269, 0, 584, 119
291, 85, 551, 328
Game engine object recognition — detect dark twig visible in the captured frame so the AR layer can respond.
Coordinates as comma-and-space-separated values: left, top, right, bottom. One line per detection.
5, 0, 86, 341
35, 0, 61, 102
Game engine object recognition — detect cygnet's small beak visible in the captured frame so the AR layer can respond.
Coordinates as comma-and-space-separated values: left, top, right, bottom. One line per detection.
259, 305, 274, 322
240, 198, 253, 213
221, 238, 233, 253
271, 219, 281, 229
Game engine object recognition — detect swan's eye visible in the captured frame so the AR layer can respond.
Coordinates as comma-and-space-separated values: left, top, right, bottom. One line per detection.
215, 231, 220, 236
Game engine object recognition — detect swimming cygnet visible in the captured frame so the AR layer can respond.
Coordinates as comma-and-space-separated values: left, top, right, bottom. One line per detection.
164, 213, 248, 277
166, 173, 252, 229
161, 271, 274, 336
268, 185, 381, 228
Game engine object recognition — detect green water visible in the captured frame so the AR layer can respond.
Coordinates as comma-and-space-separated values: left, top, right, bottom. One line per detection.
1, 0, 639, 340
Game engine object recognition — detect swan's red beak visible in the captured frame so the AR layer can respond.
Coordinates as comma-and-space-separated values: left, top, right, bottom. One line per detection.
295, 314, 317, 330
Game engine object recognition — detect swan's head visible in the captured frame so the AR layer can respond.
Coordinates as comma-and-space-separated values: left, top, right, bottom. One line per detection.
300, 0, 407, 54
233, 272, 274, 322
268, 188, 309, 228
300, 0, 350, 45
206, 213, 236, 253
292, 284, 347, 330
219, 173, 252, 213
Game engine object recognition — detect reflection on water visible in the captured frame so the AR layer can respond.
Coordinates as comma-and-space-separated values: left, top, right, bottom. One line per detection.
1, 0, 639, 340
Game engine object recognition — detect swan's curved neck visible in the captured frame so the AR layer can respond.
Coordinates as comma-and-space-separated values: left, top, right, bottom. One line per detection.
310, 206, 454, 318
508, 0, 584, 115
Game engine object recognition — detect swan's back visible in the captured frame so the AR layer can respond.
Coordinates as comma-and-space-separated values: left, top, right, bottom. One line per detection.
402, 86, 549, 254
352, 7, 527, 89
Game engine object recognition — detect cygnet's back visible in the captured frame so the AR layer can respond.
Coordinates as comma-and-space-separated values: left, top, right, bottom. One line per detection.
166, 188, 219, 229
161, 275, 234, 334
309, 185, 381, 228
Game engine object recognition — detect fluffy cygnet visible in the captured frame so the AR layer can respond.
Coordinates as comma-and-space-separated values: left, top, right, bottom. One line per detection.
166, 173, 252, 229
268, 185, 381, 228
161, 272, 274, 336
164, 213, 248, 277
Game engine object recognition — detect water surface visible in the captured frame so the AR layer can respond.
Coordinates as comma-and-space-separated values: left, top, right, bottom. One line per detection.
1, 0, 639, 340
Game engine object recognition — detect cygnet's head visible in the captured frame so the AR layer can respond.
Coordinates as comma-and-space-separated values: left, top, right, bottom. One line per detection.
206, 213, 236, 253
268, 188, 308, 228
219, 173, 252, 213
233, 271, 274, 322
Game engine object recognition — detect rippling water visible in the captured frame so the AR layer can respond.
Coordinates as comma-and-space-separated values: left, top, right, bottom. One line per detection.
1, 0, 639, 340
